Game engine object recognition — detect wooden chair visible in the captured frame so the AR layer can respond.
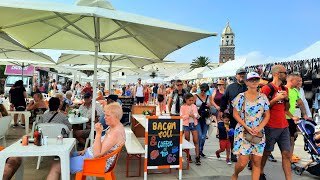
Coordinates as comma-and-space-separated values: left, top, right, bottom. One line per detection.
75, 144, 124, 180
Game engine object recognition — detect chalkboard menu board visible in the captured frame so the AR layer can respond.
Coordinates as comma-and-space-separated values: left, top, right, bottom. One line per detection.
147, 118, 181, 167
118, 97, 134, 109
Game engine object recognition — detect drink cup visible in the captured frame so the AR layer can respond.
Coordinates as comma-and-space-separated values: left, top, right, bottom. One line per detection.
22, 135, 28, 146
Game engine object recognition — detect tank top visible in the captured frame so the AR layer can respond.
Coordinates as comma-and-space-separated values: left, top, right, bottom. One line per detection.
195, 94, 210, 108
136, 85, 144, 97
214, 89, 223, 106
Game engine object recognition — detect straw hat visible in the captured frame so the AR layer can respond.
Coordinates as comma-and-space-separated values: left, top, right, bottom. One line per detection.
217, 80, 225, 85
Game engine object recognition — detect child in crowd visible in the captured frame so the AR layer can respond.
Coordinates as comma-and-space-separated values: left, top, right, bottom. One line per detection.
314, 125, 320, 147
216, 113, 233, 165
180, 93, 201, 165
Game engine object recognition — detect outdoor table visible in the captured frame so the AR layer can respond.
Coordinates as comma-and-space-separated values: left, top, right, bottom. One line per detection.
68, 116, 89, 129
8, 111, 31, 134
0, 138, 76, 180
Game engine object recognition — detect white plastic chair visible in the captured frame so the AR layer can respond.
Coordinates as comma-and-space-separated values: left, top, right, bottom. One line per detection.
0, 116, 13, 147
35, 123, 73, 170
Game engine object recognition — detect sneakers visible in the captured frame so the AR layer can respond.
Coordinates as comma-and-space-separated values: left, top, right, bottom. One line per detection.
195, 157, 201, 165
259, 173, 266, 180
226, 160, 232, 165
12, 124, 18, 128
215, 151, 221, 160
200, 152, 206, 158
188, 155, 193, 163
268, 154, 277, 162
231, 154, 237, 162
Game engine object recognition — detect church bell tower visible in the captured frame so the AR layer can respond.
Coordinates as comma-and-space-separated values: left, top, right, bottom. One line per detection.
219, 22, 235, 64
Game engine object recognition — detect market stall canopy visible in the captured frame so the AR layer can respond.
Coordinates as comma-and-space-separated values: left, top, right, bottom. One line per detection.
164, 70, 188, 82
278, 41, 320, 62
142, 77, 164, 84
0, 0, 217, 60
180, 66, 211, 80
203, 58, 246, 78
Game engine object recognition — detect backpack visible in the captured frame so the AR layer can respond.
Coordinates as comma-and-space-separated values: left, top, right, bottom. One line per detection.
266, 83, 286, 101
265, 84, 286, 109
196, 94, 210, 119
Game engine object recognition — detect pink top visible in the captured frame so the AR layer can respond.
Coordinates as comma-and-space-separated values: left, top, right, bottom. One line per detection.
180, 104, 199, 126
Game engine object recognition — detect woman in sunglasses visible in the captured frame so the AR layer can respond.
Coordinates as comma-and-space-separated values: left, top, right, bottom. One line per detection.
231, 72, 270, 180
195, 83, 213, 158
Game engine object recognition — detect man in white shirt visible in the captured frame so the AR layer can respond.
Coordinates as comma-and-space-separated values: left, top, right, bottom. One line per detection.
75, 92, 104, 146
134, 78, 145, 104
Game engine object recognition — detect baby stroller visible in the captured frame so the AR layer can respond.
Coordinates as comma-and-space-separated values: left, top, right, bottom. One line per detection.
295, 120, 320, 176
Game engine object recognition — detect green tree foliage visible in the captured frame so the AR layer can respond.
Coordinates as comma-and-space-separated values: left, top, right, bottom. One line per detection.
190, 56, 211, 70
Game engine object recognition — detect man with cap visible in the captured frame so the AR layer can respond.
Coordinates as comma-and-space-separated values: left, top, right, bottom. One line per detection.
74, 92, 104, 146
134, 78, 145, 104
220, 67, 247, 162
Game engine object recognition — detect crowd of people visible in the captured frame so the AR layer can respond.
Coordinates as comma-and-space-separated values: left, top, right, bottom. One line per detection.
1, 64, 320, 179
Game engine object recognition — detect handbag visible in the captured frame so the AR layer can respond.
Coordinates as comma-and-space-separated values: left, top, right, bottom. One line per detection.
242, 95, 263, 144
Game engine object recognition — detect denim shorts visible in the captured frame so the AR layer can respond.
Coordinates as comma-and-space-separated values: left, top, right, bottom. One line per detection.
183, 123, 197, 131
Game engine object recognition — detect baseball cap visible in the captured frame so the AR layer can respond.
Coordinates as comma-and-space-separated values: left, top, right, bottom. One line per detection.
236, 68, 247, 74
138, 78, 141, 81
107, 94, 118, 102
83, 92, 92, 98
246, 72, 260, 80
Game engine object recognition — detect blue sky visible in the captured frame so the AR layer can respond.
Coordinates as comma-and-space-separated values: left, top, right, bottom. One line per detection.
47, 0, 320, 63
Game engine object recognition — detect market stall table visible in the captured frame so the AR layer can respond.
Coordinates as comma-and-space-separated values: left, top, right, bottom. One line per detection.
8, 111, 31, 134
0, 138, 76, 180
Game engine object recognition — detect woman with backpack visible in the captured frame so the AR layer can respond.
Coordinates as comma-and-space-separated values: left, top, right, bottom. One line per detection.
195, 83, 212, 158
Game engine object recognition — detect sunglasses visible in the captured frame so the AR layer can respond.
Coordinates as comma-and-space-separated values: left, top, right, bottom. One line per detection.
176, 84, 183, 86
217, 84, 224, 86
200, 89, 207, 92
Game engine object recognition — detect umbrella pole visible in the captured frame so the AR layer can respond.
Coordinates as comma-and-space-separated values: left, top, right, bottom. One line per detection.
90, 42, 98, 147
108, 61, 112, 94
21, 62, 24, 81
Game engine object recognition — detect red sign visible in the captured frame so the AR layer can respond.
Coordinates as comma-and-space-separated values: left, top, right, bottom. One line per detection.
4, 65, 35, 76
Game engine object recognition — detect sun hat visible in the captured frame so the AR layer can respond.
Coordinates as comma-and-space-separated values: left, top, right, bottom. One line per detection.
236, 68, 247, 74
246, 72, 260, 81
217, 80, 225, 85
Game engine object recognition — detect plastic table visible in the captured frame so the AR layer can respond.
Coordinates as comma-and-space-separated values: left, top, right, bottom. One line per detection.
0, 138, 76, 180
